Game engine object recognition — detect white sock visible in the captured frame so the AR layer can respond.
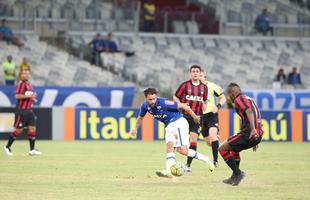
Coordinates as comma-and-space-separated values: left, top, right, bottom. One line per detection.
188, 149, 211, 163
166, 152, 176, 172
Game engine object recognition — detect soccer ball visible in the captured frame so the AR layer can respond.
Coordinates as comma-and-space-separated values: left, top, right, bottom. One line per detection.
170, 161, 185, 177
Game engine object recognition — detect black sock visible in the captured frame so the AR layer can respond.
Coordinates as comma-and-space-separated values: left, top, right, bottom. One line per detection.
225, 156, 241, 175
6, 136, 16, 148
187, 142, 197, 167
29, 139, 35, 150
235, 159, 240, 168
211, 141, 219, 162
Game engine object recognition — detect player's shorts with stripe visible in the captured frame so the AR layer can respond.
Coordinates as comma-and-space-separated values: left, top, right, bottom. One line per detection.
228, 128, 262, 152
14, 109, 36, 129
201, 112, 219, 137
183, 114, 200, 134
165, 117, 189, 147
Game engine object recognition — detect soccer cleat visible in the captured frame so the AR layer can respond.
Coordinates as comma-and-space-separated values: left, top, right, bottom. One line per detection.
4, 146, 13, 156
206, 161, 215, 172
222, 174, 235, 185
155, 170, 172, 178
28, 149, 42, 156
184, 164, 192, 172
232, 171, 246, 186
214, 161, 219, 168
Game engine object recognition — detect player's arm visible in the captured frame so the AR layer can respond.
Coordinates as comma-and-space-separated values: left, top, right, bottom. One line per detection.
173, 83, 185, 103
130, 104, 147, 136
245, 107, 257, 139
130, 116, 144, 136
173, 95, 180, 103
212, 84, 227, 113
178, 103, 200, 124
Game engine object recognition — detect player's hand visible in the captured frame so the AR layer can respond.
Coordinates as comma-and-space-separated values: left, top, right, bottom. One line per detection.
212, 107, 219, 113
253, 145, 258, 152
249, 129, 258, 139
130, 128, 137, 136
31, 92, 38, 102
193, 115, 200, 124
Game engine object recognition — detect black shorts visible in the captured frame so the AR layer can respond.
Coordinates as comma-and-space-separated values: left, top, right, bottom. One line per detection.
201, 112, 219, 138
14, 109, 36, 129
227, 129, 262, 152
183, 114, 200, 134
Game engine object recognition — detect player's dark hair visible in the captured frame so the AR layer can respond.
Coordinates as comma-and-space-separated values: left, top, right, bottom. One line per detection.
190, 65, 201, 72
143, 88, 157, 97
228, 82, 240, 88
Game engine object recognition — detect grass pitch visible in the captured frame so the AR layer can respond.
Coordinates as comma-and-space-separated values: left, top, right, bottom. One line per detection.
0, 141, 309, 200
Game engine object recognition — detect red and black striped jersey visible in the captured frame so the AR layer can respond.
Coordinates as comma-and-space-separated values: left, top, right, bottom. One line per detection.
234, 94, 263, 136
174, 80, 208, 115
15, 80, 34, 110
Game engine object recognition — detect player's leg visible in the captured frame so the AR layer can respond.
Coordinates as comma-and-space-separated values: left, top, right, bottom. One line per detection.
27, 126, 42, 156
176, 118, 214, 172
208, 127, 220, 167
4, 112, 24, 156
27, 111, 41, 156
219, 134, 245, 185
156, 122, 177, 178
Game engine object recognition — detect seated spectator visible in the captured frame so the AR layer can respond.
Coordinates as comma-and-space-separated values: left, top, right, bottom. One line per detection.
88, 33, 107, 66
0, 19, 24, 47
2, 55, 16, 85
18, 57, 31, 79
105, 33, 134, 56
287, 67, 302, 88
255, 8, 274, 36
274, 68, 286, 85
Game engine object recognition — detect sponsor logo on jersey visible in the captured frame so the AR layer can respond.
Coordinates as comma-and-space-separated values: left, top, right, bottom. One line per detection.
153, 114, 167, 119
185, 95, 204, 102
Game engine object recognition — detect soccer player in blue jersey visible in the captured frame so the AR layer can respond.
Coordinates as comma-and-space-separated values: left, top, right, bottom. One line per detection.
130, 88, 214, 178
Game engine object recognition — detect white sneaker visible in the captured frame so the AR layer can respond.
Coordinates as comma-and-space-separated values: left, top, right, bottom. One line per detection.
184, 164, 192, 172
4, 146, 13, 156
28, 149, 42, 156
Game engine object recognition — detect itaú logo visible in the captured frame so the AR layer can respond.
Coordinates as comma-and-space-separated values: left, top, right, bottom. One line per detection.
185, 95, 204, 102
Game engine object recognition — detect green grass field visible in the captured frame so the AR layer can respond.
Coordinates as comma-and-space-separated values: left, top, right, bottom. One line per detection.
1, 141, 310, 200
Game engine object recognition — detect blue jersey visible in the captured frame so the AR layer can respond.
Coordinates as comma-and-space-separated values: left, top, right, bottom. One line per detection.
139, 97, 182, 126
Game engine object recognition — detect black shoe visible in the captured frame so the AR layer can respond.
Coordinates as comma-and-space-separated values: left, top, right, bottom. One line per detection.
222, 174, 235, 185
232, 171, 246, 186
214, 161, 219, 168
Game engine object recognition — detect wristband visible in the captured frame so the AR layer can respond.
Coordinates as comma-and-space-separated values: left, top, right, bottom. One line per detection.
216, 103, 222, 109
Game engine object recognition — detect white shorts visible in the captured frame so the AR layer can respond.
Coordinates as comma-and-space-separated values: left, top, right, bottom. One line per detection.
165, 117, 189, 147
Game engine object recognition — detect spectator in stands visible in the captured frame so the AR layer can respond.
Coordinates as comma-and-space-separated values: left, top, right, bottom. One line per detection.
255, 8, 274, 36
143, 0, 156, 32
274, 68, 286, 86
2, 55, 16, 85
0, 19, 23, 47
105, 33, 134, 56
88, 33, 107, 65
18, 57, 31, 80
287, 67, 302, 88
106, 32, 118, 53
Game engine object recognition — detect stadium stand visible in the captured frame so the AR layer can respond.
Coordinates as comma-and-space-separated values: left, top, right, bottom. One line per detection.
66, 31, 310, 90
0, 31, 135, 87
0, 0, 309, 91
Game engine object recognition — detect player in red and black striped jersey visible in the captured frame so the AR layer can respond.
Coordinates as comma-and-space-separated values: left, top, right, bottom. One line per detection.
173, 65, 210, 171
219, 83, 263, 186
4, 66, 42, 156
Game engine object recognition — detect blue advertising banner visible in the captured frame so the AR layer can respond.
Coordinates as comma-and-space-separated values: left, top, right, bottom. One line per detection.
75, 108, 141, 140
229, 110, 292, 142
243, 90, 310, 110
302, 111, 310, 142
0, 86, 135, 108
